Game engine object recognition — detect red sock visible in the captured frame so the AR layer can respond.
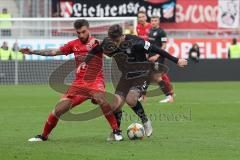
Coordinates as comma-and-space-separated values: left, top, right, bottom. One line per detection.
101, 104, 119, 130
42, 112, 59, 138
162, 74, 174, 96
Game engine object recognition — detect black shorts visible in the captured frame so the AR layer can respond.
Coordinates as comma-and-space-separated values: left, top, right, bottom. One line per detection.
115, 77, 149, 98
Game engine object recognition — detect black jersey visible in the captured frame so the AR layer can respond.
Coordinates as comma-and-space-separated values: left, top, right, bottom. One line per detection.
84, 34, 178, 79
104, 35, 153, 78
101, 34, 149, 62
148, 28, 167, 47
148, 28, 167, 63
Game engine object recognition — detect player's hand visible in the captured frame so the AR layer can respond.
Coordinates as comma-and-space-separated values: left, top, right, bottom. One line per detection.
148, 54, 160, 62
177, 59, 188, 67
138, 95, 147, 102
89, 38, 100, 47
19, 48, 32, 55
76, 62, 87, 73
142, 95, 147, 102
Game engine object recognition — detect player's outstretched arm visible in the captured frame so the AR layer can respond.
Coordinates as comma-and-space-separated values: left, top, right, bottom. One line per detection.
20, 48, 64, 56
146, 42, 188, 67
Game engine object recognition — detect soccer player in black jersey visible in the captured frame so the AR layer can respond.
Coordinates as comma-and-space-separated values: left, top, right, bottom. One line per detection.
80, 24, 187, 140
148, 15, 175, 103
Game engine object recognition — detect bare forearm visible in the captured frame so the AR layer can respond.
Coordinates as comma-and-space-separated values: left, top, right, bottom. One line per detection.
31, 49, 62, 56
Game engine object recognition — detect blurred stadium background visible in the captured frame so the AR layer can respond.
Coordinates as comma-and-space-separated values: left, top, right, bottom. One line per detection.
1, 1, 240, 160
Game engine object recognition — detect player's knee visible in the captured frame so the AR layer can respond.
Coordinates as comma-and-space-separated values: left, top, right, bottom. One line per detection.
126, 90, 139, 107
112, 94, 124, 110
126, 99, 137, 107
96, 99, 105, 106
93, 93, 105, 106
157, 77, 163, 82
126, 95, 137, 107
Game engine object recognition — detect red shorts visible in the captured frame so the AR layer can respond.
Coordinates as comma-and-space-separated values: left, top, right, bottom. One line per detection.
61, 80, 105, 107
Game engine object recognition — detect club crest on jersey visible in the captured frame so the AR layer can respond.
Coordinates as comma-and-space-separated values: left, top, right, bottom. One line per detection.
153, 31, 158, 36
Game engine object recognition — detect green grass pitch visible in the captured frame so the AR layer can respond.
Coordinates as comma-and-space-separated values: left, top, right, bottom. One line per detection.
0, 82, 240, 160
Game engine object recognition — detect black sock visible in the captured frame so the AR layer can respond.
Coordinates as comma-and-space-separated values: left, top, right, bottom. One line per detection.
114, 110, 123, 128
131, 101, 148, 123
158, 80, 165, 90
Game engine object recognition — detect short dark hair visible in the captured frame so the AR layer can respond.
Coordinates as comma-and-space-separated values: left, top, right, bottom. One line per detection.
108, 24, 123, 40
74, 19, 89, 29
233, 38, 237, 45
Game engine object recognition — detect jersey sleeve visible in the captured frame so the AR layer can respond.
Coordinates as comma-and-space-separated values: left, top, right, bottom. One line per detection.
136, 39, 151, 51
137, 40, 178, 63
59, 42, 73, 55
160, 30, 167, 43
84, 44, 103, 63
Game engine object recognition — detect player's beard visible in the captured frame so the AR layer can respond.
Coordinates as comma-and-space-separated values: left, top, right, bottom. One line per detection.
79, 34, 89, 44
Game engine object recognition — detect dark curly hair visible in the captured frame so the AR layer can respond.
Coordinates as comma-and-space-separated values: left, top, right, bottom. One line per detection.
74, 19, 89, 29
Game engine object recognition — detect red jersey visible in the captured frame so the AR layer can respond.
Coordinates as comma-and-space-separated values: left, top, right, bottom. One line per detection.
136, 22, 152, 40
60, 36, 104, 84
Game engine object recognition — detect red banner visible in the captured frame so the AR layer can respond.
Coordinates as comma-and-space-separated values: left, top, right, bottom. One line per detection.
161, 0, 218, 30
167, 38, 236, 59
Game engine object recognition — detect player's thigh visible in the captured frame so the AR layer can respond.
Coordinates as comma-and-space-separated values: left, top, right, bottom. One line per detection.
152, 72, 163, 82
63, 83, 91, 106
65, 83, 94, 99
126, 79, 148, 106
54, 96, 88, 117
126, 89, 141, 107
92, 92, 106, 105
94, 91, 126, 110
115, 78, 132, 99
89, 81, 107, 104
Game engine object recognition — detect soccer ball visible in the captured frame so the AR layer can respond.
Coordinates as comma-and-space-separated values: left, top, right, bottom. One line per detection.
127, 123, 145, 140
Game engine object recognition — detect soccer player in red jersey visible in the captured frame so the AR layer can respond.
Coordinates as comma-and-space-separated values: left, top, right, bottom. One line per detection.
20, 19, 122, 142
136, 10, 152, 40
